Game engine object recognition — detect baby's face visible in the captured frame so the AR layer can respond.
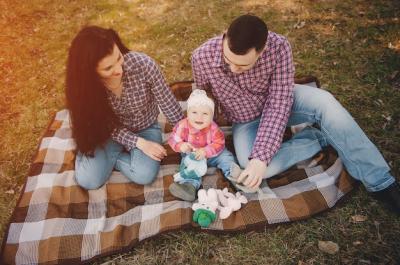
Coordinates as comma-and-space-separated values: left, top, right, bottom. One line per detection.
187, 105, 213, 130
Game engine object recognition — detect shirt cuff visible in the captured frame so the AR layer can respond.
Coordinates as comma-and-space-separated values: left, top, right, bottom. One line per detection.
249, 149, 274, 165
112, 128, 139, 151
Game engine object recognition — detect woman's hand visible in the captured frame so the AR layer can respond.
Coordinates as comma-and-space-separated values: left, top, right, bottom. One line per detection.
136, 137, 167, 161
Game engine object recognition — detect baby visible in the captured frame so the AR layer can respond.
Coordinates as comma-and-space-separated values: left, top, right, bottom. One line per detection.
168, 89, 241, 201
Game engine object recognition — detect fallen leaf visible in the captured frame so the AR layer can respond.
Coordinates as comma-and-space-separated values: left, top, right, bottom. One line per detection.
373, 99, 384, 106
353, 241, 363, 246
294, 21, 306, 29
318, 240, 339, 254
389, 70, 399, 80
384, 115, 392, 121
388, 41, 400, 51
351, 215, 368, 223
374, 221, 382, 241
5, 189, 15, 194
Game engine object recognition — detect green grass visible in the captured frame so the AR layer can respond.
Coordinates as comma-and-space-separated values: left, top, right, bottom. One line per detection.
0, 0, 399, 264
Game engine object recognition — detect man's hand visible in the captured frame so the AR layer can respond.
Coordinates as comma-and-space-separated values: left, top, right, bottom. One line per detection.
179, 142, 194, 153
136, 137, 167, 161
194, 148, 206, 160
237, 159, 267, 189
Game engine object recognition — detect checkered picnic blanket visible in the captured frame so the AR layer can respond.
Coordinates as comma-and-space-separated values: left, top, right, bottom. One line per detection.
0, 79, 355, 265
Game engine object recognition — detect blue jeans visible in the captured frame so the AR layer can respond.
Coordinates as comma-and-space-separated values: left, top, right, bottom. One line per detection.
177, 148, 237, 189
75, 123, 162, 189
232, 84, 395, 192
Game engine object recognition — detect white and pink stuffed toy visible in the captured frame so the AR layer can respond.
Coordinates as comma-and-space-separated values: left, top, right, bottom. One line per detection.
216, 188, 248, 219
192, 189, 219, 227
191, 188, 248, 227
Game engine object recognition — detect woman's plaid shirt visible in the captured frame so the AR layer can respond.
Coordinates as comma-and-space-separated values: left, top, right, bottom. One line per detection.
109, 52, 183, 150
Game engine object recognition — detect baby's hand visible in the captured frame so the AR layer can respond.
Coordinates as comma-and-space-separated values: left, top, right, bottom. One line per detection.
179, 142, 193, 153
194, 148, 206, 160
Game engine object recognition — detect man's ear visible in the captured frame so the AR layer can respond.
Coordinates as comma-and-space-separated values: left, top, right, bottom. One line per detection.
261, 36, 269, 54
204, 85, 214, 100
203, 86, 218, 119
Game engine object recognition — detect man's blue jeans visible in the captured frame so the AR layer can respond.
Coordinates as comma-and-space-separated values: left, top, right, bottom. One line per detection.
232, 84, 395, 192
75, 123, 162, 189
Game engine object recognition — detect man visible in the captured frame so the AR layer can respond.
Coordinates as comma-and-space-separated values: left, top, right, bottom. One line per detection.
191, 14, 400, 213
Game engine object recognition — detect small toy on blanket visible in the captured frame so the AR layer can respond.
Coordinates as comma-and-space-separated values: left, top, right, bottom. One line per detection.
173, 153, 208, 184
170, 153, 208, 201
192, 189, 218, 227
192, 188, 248, 227
216, 187, 248, 219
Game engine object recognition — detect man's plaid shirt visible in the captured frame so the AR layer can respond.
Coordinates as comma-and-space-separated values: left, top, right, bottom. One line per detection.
109, 52, 183, 150
191, 32, 295, 164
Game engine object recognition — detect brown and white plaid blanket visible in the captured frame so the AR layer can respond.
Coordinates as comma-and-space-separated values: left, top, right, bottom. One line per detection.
0, 79, 355, 265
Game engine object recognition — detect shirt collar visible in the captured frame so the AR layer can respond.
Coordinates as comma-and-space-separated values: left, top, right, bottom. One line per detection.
212, 35, 225, 68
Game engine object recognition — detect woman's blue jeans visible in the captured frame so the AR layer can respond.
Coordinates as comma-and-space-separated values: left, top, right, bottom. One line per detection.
75, 123, 162, 190
232, 84, 395, 192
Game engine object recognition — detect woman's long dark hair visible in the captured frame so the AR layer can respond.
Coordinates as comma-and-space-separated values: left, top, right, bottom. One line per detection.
66, 26, 130, 155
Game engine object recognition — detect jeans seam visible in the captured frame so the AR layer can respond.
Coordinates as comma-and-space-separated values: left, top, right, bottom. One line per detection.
116, 157, 134, 170
130, 150, 138, 176
367, 177, 395, 192
292, 110, 363, 179
116, 153, 136, 179
278, 139, 321, 150
319, 121, 362, 181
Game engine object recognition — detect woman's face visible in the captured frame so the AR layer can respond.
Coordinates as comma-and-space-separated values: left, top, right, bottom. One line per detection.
96, 44, 124, 81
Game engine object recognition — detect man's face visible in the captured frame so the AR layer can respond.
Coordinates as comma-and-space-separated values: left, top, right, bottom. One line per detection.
222, 37, 263, 74
187, 105, 213, 130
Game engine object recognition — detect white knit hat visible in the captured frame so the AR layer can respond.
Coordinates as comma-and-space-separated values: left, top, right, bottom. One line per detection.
187, 89, 215, 113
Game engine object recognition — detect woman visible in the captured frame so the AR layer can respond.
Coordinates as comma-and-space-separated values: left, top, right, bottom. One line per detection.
66, 26, 183, 189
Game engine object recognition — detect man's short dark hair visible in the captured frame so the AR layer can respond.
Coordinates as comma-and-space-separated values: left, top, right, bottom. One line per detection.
226, 14, 268, 55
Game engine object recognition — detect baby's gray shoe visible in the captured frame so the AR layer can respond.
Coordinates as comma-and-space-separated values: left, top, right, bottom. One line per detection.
230, 163, 242, 179
169, 182, 197, 201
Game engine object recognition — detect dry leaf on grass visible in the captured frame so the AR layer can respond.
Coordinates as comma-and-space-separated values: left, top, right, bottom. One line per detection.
388, 41, 400, 51
351, 215, 367, 223
293, 21, 306, 29
318, 240, 339, 254
389, 70, 399, 80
